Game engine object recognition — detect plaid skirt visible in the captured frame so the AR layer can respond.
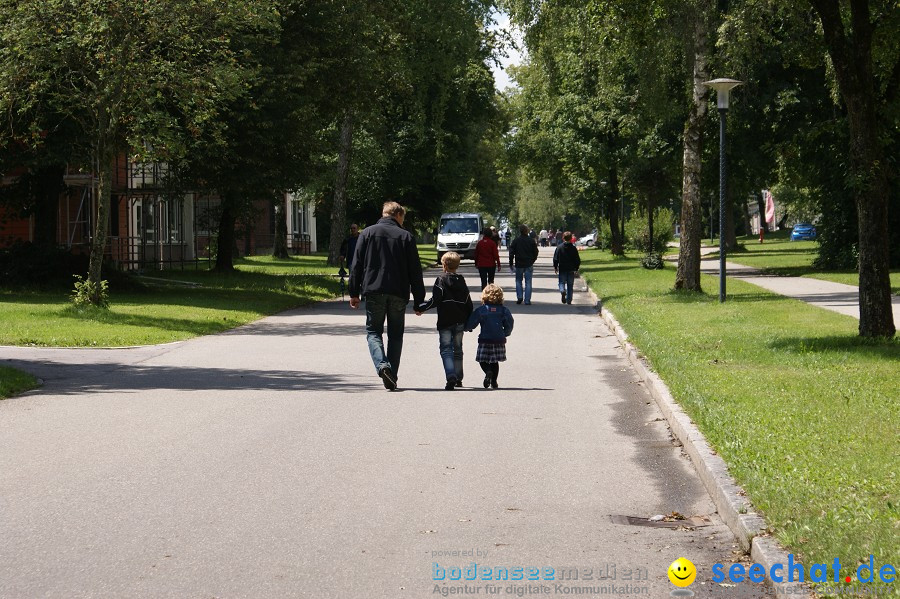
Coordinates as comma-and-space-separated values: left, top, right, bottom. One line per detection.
476, 343, 507, 363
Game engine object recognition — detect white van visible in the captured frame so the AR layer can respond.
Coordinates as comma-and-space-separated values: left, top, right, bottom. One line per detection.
436, 212, 484, 261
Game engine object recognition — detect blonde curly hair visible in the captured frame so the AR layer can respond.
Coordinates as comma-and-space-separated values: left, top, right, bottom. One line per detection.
481, 284, 504, 305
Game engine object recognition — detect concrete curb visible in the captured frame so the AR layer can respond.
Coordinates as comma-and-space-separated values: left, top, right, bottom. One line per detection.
585, 286, 812, 598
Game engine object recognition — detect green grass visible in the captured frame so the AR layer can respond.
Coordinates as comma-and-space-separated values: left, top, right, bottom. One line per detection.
579, 250, 899, 596
718, 234, 900, 295
0, 248, 439, 348
0, 254, 342, 347
0, 365, 39, 399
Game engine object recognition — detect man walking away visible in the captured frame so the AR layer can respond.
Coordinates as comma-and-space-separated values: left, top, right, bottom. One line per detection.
553, 231, 581, 304
509, 225, 539, 305
339, 223, 360, 269
349, 202, 426, 390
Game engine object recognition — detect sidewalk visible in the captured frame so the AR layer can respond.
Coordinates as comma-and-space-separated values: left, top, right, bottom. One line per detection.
697, 255, 900, 329
0, 248, 770, 598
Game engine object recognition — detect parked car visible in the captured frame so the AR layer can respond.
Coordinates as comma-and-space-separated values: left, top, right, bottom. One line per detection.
578, 229, 598, 247
790, 223, 817, 241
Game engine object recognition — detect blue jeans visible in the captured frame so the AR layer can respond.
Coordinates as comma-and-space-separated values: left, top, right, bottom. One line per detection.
515, 266, 534, 303
558, 271, 575, 303
438, 324, 465, 381
365, 294, 407, 375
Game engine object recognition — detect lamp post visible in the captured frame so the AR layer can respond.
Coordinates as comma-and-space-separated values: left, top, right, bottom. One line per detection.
702, 78, 742, 303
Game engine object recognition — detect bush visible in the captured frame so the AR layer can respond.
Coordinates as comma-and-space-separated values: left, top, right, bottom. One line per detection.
70, 275, 110, 308
624, 207, 675, 254
0, 242, 141, 291
0, 242, 87, 287
641, 253, 665, 270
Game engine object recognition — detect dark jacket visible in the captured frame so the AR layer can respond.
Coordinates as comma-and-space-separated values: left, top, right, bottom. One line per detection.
509, 234, 539, 268
340, 235, 359, 267
349, 217, 426, 303
417, 272, 474, 329
465, 303, 514, 344
553, 242, 581, 272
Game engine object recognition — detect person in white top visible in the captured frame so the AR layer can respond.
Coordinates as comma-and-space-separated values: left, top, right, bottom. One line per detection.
539, 229, 549, 247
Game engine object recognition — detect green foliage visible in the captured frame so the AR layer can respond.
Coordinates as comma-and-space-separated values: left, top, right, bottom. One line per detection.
624, 208, 675, 254
70, 275, 109, 309
640, 253, 664, 270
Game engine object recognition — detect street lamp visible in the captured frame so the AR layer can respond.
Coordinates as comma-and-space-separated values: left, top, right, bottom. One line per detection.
702, 78, 742, 303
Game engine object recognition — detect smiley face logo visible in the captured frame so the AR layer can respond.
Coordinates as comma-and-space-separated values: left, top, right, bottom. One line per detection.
668, 558, 697, 587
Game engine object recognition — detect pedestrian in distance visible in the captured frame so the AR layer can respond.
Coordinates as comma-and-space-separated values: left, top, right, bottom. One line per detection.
474, 227, 502, 290
416, 252, 474, 390
553, 231, 581, 304
349, 201, 426, 391
339, 223, 360, 269
539, 228, 549, 247
465, 284, 514, 389
508, 224, 539, 305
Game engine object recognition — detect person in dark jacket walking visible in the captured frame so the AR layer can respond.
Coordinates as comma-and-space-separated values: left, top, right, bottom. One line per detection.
474, 227, 501, 290
465, 284, 514, 389
349, 201, 426, 390
416, 252, 474, 390
339, 223, 360, 269
508, 225, 539, 304
553, 231, 581, 304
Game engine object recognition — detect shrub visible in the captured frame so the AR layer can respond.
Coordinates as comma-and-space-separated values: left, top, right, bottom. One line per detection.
624, 207, 675, 254
70, 275, 110, 308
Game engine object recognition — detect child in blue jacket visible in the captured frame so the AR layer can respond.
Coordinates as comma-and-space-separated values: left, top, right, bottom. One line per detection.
465, 284, 514, 389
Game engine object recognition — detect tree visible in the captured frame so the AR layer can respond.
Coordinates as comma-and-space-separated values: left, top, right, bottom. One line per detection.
805, 0, 896, 338
0, 0, 273, 302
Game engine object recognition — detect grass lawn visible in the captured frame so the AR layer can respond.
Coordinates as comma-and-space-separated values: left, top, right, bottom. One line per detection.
0, 254, 342, 347
579, 249, 899, 595
0, 365, 39, 399
0, 247, 439, 348
719, 233, 900, 295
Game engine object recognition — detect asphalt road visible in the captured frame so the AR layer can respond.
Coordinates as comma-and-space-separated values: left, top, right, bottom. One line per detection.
1, 248, 771, 599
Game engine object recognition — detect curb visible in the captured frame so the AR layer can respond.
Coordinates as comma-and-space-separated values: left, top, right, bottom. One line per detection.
586, 287, 812, 598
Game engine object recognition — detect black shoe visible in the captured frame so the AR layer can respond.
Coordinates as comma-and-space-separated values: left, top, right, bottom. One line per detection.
379, 367, 397, 390
483, 376, 491, 388
455, 380, 463, 388
561, 292, 566, 303
445, 380, 456, 390
516, 298, 523, 305
524, 301, 531, 305
566, 300, 572, 305
491, 377, 499, 389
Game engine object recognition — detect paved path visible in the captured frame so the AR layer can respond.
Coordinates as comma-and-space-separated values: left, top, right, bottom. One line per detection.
1, 248, 769, 598
699, 257, 900, 328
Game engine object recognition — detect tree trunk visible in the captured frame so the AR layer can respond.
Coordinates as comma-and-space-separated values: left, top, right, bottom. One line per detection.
87, 139, 113, 306
273, 200, 289, 258
810, 0, 895, 338
724, 182, 738, 251
648, 197, 655, 255
757, 192, 768, 233
214, 197, 236, 272
607, 165, 624, 255
742, 195, 752, 239
328, 112, 354, 267
675, 10, 710, 291
33, 165, 63, 246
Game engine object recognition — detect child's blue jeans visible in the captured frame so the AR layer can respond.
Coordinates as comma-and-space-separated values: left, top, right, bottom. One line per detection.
438, 324, 465, 382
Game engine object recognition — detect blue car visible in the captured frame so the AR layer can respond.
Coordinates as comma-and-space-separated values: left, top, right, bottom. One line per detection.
790, 223, 817, 241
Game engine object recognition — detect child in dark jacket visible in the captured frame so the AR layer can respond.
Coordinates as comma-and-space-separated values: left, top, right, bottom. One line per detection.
417, 252, 474, 390
465, 284, 514, 389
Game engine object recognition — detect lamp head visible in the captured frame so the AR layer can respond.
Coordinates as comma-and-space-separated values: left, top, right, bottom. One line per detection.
702, 78, 743, 109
